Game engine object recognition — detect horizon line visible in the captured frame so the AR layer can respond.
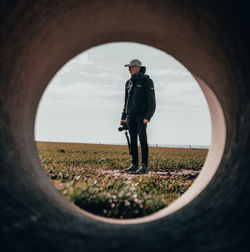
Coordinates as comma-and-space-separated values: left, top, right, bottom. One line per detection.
35, 140, 210, 149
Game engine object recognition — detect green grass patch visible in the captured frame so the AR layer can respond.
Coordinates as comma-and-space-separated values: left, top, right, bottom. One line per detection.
37, 141, 207, 219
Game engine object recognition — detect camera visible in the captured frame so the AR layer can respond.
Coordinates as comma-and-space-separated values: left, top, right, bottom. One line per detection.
118, 122, 128, 132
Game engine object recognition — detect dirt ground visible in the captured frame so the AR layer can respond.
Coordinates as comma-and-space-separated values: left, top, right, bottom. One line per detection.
101, 169, 200, 180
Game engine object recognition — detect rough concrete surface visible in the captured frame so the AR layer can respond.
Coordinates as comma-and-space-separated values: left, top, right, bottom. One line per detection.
0, 0, 250, 251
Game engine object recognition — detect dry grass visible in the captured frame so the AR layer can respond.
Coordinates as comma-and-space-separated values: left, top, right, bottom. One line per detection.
37, 141, 207, 219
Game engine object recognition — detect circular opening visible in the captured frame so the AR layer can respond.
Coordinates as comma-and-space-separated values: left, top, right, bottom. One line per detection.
3, 2, 240, 251
34, 42, 223, 223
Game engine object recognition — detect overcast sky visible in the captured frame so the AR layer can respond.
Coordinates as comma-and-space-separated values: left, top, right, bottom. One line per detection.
35, 42, 211, 146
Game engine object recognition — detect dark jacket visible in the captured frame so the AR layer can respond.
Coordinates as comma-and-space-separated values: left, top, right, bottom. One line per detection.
121, 66, 156, 121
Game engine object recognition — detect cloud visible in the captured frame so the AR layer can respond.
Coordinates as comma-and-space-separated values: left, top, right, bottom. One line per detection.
96, 65, 114, 72
70, 52, 93, 65
149, 69, 190, 77
92, 72, 123, 81
36, 42, 211, 145
155, 81, 208, 110
40, 79, 124, 108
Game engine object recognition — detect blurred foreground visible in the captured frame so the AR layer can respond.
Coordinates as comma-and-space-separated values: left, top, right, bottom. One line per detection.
37, 142, 207, 219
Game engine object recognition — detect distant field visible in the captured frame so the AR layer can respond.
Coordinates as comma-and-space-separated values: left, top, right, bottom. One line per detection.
36, 141, 208, 219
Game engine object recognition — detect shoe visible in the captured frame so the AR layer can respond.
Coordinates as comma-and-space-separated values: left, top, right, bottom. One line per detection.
137, 164, 148, 174
124, 164, 138, 172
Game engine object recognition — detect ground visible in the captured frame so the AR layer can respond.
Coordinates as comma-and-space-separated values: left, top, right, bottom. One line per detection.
37, 142, 207, 219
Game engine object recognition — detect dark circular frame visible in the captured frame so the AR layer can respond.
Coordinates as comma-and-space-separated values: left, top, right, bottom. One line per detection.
1, 1, 249, 251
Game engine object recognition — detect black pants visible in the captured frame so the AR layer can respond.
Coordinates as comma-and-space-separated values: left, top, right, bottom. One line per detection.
127, 114, 148, 166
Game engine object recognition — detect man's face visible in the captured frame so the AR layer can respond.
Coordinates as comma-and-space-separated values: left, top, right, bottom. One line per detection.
128, 66, 140, 75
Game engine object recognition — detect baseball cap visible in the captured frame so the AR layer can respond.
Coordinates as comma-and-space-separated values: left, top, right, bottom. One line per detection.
124, 59, 142, 67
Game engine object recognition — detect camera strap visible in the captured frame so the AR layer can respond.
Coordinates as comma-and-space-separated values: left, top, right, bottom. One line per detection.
125, 131, 131, 155
127, 78, 133, 94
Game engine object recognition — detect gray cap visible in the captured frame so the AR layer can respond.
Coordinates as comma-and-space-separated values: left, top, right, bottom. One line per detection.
124, 59, 142, 67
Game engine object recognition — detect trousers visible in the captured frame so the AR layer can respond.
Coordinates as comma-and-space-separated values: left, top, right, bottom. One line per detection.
127, 114, 148, 166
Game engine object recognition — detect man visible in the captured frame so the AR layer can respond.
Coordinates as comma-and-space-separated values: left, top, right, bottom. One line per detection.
120, 59, 156, 174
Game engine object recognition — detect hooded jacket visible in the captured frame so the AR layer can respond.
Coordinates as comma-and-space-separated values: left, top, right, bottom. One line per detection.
121, 66, 156, 121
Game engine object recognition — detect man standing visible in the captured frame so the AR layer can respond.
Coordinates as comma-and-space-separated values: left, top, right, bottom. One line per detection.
121, 59, 156, 174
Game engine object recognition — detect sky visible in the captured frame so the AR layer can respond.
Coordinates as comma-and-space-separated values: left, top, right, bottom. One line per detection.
35, 42, 211, 147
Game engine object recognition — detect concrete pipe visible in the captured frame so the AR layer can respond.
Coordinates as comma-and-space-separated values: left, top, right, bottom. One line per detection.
0, 0, 249, 251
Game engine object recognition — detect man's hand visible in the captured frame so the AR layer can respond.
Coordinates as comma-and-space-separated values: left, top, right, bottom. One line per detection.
120, 120, 126, 125
143, 119, 149, 123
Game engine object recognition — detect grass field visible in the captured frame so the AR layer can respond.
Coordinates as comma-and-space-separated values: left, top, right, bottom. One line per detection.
37, 141, 208, 219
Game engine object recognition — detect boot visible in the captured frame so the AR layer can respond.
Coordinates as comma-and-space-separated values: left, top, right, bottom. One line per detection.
124, 164, 138, 172
137, 163, 148, 174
